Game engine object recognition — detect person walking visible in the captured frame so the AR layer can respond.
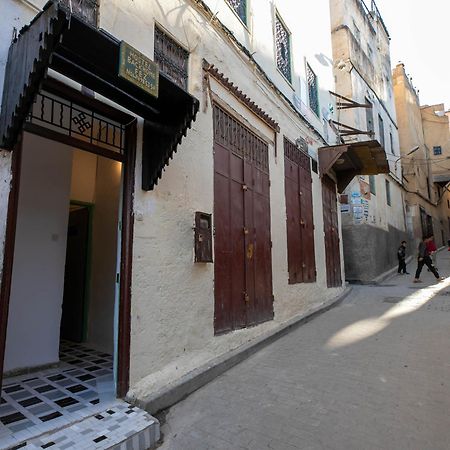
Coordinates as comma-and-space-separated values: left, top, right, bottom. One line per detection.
414, 236, 444, 283
426, 235, 438, 270
397, 240, 409, 274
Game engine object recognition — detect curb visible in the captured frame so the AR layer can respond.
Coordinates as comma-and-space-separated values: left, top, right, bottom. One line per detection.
371, 255, 414, 285
128, 286, 352, 415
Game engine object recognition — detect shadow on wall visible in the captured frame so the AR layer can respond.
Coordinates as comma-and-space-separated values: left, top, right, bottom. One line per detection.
343, 224, 409, 283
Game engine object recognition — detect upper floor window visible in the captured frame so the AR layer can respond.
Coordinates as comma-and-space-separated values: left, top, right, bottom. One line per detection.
369, 175, 376, 195
61, 0, 98, 26
275, 14, 292, 83
389, 132, 394, 155
378, 114, 385, 148
225, 0, 247, 25
385, 179, 391, 206
154, 27, 189, 90
306, 64, 319, 117
433, 146, 442, 155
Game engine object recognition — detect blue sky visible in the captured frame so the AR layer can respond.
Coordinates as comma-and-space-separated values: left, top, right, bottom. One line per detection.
375, 0, 449, 109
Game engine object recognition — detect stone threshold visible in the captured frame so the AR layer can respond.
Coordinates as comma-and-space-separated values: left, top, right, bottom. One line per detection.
6, 401, 159, 450
129, 286, 352, 415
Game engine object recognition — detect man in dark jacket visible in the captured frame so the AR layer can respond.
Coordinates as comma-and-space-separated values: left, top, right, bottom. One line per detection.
397, 241, 408, 274
414, 236, 444, 283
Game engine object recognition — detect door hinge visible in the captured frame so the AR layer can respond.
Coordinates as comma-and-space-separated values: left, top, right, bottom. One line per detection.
116, 273, 120, 283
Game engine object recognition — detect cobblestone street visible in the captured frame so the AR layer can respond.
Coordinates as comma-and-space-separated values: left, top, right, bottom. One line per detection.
160, 251, 450, 449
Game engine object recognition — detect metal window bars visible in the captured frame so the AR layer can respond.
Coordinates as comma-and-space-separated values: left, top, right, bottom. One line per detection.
226, 0, 247, 24
275, 15, 291, 83
154, 27, 189, 91
306, 64, 319, 117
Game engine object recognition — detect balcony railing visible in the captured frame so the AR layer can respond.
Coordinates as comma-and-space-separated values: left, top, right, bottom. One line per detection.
59, 0, 98, 26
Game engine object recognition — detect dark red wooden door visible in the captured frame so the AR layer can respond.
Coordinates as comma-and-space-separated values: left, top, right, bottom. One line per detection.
284, 138, 316, 284
213, 105, 273, 334
322, 176, 342, 287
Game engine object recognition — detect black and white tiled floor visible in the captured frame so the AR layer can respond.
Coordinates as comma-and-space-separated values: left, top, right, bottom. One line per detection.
0, 341, 159, 449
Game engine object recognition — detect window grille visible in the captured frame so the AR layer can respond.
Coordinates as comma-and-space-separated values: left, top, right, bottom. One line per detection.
306, 64, 319, 117
433, 146, 442, 155
225, 0, 247, 24
60, 0, 98, 26
275, 15, 292, 83
154, 27, 189, 90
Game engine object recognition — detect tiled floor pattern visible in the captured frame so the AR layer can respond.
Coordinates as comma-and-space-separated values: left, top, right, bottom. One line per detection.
13, 401, 159, 450
0, 341, 117, 449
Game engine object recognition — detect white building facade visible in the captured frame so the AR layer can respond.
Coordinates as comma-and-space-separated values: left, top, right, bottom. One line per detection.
329, 0, 407, 283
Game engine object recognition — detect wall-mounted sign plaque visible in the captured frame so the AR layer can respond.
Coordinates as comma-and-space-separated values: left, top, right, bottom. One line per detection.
118, 41, 159, 97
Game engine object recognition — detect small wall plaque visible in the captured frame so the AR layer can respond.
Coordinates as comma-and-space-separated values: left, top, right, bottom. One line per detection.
118, 41, 159, 98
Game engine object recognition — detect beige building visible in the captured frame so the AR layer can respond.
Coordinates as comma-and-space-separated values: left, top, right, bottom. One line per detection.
329, 0, 406, 282
393, 63, 450, 249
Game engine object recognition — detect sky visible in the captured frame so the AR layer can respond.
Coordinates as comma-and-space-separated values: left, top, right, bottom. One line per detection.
375, 0, 449, 110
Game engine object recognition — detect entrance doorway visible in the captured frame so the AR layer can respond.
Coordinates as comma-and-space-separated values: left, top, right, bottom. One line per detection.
3, 134, 122, 374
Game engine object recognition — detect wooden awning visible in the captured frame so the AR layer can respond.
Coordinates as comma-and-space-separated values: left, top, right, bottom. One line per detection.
0, 0, 199, 190
318, 140, 389, 193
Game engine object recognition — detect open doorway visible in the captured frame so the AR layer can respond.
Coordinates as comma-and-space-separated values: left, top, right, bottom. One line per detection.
0, 133, 124, 438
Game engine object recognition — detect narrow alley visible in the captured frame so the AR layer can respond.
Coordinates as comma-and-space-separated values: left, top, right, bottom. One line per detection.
159, 251, 450, 450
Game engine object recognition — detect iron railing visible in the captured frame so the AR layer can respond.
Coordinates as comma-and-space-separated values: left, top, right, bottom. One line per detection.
27, 91, 125, 155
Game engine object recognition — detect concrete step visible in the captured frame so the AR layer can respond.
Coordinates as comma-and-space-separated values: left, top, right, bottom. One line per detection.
8, 401, 159, 450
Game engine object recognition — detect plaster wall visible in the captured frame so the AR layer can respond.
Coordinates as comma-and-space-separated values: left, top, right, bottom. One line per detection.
87, 157, 121, 354
4, 133, 72, 372
96, 0, 344, 395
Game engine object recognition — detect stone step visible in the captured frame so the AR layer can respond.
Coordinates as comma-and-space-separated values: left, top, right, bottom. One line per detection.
9, 401, 159, 450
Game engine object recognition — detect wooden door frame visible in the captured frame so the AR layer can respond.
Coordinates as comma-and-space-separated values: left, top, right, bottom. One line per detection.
0, 119, 136, 398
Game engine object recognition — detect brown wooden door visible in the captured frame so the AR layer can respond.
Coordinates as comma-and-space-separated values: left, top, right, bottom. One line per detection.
322, 176, 342, 287
284, 138, 316, 284
213, 105, 273, 334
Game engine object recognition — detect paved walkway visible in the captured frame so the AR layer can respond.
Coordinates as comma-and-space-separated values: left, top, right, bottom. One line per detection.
159, 251, 450, 450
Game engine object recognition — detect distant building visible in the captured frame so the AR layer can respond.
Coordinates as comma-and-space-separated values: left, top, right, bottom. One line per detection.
329, 0, 407, 283
393, 62, 450, 247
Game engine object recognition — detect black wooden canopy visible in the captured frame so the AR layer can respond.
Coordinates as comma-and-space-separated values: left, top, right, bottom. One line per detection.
0, 0, 199, 190
318, 140, 389, 193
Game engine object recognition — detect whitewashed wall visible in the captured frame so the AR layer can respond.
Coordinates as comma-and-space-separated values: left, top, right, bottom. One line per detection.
98, 0, 344, 396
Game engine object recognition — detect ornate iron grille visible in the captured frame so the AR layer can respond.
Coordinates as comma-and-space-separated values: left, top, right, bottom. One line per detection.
154, 27, 189, 90
226, 0, 247, 24
275, 15, 291, 83
213, 105, 269, 173
60, 0, 98, 26
284, 137, 310, 171
306, 64, 319, 117
27, 91, 125, 155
